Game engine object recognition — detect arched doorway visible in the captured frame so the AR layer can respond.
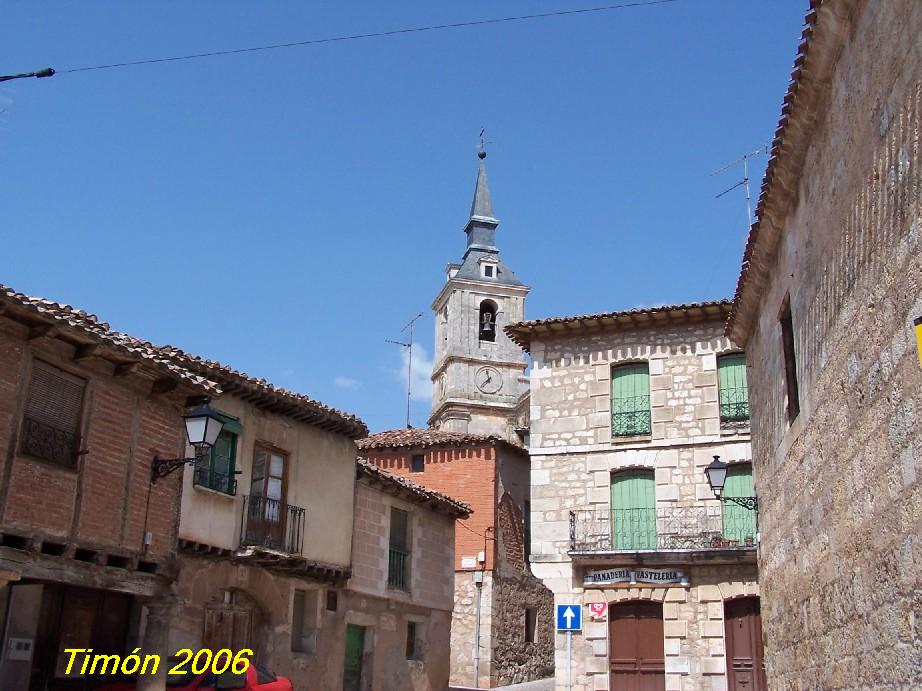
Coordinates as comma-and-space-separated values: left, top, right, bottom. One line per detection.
609, 600, 665, 690
724, 597, 767, 690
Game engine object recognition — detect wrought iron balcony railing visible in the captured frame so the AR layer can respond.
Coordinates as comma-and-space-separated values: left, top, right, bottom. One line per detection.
240, 495, 305, 556
612, 396, 651, 436
569, 506, 756, 553
387, 547, 410, 590
20, 416, 81, 467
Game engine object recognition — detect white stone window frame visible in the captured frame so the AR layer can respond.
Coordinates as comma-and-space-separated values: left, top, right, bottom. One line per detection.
478, 257, 499, 279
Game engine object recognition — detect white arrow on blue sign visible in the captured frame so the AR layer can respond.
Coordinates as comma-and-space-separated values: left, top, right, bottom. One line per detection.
555, 603, 582, 632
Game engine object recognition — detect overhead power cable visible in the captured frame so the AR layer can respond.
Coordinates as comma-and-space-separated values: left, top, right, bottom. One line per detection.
22, 0, 677, 77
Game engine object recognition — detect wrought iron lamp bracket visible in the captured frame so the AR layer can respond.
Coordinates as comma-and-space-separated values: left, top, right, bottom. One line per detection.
722, 495, 759, 511
151, 454, 198, 482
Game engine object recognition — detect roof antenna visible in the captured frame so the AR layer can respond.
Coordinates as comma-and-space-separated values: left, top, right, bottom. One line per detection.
386, 312, 424, 429
711, 146, 769, 232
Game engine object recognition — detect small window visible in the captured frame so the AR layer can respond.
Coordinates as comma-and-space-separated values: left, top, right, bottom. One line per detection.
410, 454, 424, 473
483, 265, 494, 278
717, 353, 749, 424
291, 589, 319, 654
325, 590, 338, 612
20, 361, 86, 466
194, 419, 239, 494
479, 300, 497, 342
388, 508, 411, 590
611, 363, 651, 436
780, 299, 800, 422
524, 607, 538, 643
406, 621, 422, 660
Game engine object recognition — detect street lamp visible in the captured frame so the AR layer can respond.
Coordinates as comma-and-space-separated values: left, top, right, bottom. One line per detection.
704, 455, 758, 511
0, 68, 55, 83
151, 398, 225, 482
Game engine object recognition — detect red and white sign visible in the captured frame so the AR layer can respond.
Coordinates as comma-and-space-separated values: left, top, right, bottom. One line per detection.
588, 602, 607, 620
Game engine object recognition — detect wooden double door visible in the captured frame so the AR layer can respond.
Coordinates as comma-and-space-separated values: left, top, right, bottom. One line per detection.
609, 601, 665, 690
725, 597, 767, 690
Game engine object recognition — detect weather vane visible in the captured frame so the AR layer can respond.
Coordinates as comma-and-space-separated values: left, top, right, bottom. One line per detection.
477, 128, 489, 159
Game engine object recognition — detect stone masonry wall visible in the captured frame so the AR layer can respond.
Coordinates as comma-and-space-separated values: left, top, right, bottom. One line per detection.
737, 1, 922, 688
528, 318, 757, 690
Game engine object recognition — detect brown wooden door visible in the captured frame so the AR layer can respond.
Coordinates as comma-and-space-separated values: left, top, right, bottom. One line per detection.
609, 601, 665, 691
725, 597, 767, 691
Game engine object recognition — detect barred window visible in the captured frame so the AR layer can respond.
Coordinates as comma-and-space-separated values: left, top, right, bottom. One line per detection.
611, 363, 651, 437
717, 353, 749, 423
20, 361, 85, 466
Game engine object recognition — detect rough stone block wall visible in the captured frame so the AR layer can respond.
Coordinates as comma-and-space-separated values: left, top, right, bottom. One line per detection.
491, 569, 555, 685
350, 478, 457, 613
737, 1, 922, 688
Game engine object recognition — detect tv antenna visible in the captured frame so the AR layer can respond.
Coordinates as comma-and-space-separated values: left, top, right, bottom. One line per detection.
711, 146, 769, 232
386, 312, 424, 429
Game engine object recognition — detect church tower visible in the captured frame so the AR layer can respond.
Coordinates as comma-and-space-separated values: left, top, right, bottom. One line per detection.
429, 152, 529, 439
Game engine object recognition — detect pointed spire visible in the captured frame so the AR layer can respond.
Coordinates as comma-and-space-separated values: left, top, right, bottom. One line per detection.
470, 151, 496, 221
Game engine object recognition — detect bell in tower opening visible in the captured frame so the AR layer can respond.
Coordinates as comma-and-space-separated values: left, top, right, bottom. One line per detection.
479, 300, 497, 342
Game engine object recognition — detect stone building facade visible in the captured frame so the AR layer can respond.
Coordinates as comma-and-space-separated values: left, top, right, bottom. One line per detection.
0, 285, 215, 691
347, 460, 470, 691
429, 151, 529, 444
727, 0, 922, 688
507, 302, 764, 691
359, 430, 554, 688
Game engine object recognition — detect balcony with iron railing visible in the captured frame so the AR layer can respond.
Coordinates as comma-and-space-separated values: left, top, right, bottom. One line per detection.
387, 547, 410, 591
239, 495, 305, 556
569, 506, 756, 563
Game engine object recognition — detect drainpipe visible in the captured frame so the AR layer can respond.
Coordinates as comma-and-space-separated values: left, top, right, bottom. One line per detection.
473, 570, 483, 688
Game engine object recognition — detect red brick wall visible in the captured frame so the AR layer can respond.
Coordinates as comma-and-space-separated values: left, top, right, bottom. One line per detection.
0, 327, 185, 562
366, 445, 497, 570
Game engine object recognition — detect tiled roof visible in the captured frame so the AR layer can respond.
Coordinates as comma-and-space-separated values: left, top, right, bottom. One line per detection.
155, 346, 368, 439
728, 0, 833, 340
0, 283, 217, 393
0, 283, 367, 438
357, 428, 523, 452
356, 459, 471, 517
504, 300, 733, 351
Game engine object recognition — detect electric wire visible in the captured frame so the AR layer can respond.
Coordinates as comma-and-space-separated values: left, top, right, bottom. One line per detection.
55, 0, 679, 75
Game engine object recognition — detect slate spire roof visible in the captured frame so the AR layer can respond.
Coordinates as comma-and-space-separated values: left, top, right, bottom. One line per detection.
452, 152, 525, 288
469, 153, 496, 222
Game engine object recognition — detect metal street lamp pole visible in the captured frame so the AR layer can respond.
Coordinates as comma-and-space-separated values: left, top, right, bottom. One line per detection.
0, 68, 55, 83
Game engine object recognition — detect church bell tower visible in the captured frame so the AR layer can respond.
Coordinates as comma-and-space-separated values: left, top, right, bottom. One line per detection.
429, 151, 529, 438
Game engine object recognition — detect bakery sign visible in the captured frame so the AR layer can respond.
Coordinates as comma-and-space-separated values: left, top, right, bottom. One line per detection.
584, 567, 686, 587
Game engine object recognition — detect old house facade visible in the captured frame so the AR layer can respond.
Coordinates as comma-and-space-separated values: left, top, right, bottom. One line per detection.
507, 302, 764, 691
0, 285, 215, 691
727, 0, 922, 688
347, 460, 470, 691
153, 348, 368, 690
359, 430, 554, 688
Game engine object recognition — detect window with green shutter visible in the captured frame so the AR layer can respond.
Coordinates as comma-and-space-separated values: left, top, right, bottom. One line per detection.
717, 353, 749, 423
610, 470, 656, 550
193, 412, 241, 495
722, 464, 756, 545
611, 363, 651, 436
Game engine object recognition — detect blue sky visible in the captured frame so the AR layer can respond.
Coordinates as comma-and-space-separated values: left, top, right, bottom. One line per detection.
2, 1, 806, 432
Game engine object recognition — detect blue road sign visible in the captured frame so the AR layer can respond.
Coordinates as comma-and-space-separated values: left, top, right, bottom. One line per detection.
555, 603, 582, 632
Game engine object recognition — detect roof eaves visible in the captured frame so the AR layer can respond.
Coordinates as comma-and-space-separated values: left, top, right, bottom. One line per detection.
727, 0, 856, 343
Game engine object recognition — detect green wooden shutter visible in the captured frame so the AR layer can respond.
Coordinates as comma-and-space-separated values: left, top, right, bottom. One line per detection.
611, 363, 651, 436
717, 354, 749, 422
610, 470, 656, 550
722, 464, 756, 544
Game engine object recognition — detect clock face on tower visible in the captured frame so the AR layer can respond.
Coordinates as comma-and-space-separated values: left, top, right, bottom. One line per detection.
475, 366, 502, 394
